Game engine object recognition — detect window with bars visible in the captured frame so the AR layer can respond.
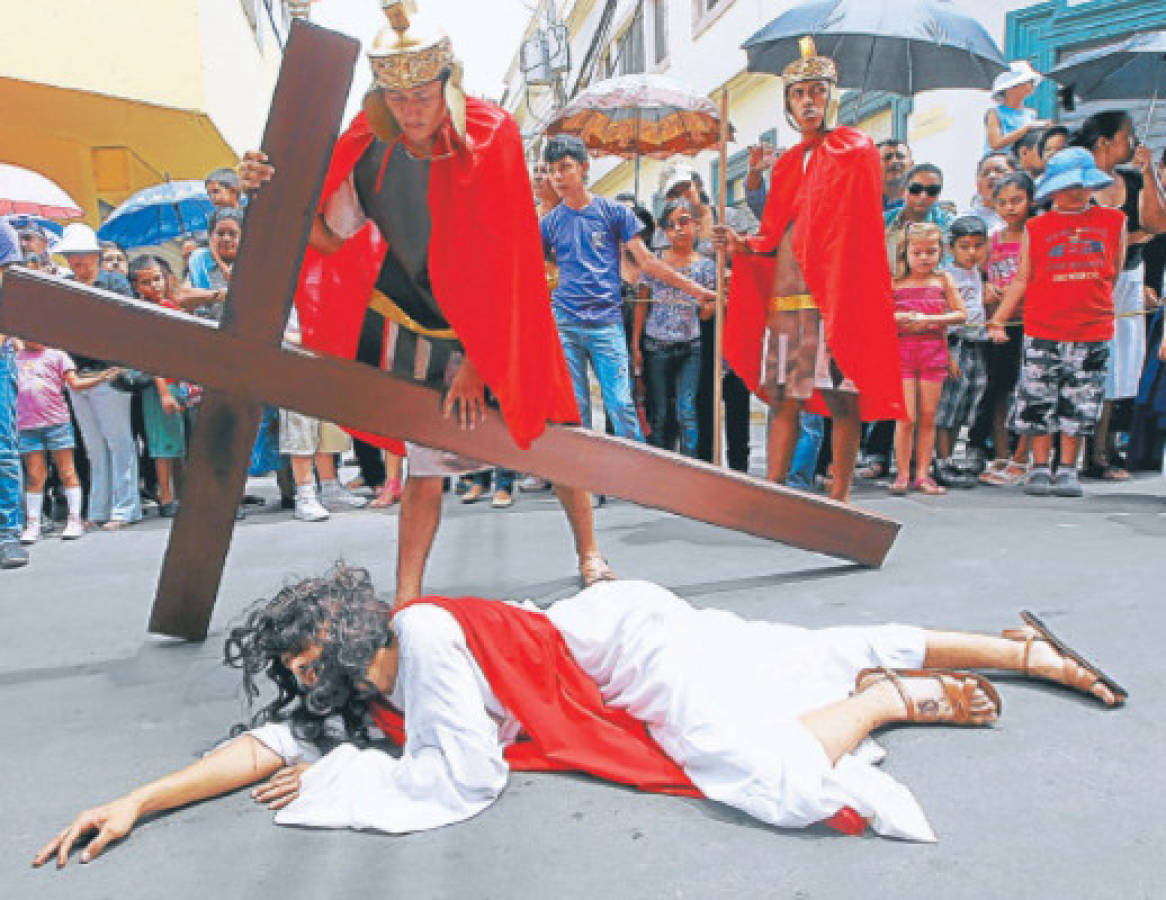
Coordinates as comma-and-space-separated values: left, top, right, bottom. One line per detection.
608, 10, 646, 77
653, 0, 669, 64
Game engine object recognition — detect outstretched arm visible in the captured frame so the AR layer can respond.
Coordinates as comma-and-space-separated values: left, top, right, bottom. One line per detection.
33, 735, 283, 869
625, 237, 716, 303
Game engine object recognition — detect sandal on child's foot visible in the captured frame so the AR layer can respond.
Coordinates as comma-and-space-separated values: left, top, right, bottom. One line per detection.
913, 477, 946, 495
980, 461, 1027, 486
889, 475, 911, 496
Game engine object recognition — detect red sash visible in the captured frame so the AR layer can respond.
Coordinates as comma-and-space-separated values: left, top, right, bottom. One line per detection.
370, 595, 867, 836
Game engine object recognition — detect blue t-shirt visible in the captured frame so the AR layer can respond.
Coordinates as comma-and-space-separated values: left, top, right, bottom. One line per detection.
984, 104, 1036, 153
541, 196, 643, 325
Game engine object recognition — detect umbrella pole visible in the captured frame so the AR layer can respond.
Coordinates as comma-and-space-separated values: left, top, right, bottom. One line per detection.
635, 154, 641, 201
713, 88, 729, 469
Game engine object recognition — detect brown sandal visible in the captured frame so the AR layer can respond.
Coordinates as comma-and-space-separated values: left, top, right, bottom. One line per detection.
855, 667, 1001, 724
579, 553, 617, 587
1003, 610, 1127, 706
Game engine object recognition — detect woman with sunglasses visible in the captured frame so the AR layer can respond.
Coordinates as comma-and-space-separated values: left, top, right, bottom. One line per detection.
632, 201, 716, 456
883, 164, 952, 280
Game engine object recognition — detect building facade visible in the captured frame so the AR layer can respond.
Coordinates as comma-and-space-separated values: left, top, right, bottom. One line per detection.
0, 0, 290, 225
503, 0, 1166, 216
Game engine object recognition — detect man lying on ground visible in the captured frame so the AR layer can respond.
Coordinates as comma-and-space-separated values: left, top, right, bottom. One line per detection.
34, 564, 1123, 866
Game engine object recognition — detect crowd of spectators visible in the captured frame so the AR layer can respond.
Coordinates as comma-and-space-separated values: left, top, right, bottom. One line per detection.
3, 60, 1166, 571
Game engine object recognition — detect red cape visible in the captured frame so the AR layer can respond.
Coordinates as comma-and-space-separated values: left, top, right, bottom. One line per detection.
294, 100, 580, 451
371, 595, 867, 837
724, 127, 905, 421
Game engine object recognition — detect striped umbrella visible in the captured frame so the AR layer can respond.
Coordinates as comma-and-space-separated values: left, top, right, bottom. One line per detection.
0, 163, 83, 219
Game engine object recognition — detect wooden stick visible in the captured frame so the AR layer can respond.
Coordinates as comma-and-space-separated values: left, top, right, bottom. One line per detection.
712, 88, 729, 468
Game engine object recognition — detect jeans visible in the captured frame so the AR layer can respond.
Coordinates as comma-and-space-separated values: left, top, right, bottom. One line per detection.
0, 344, 22, 542
470, 468, 516, 492
644, 338, 701, 456
787, 413, 824, 489
68, 383, 141, 523
554, 313, 644, 441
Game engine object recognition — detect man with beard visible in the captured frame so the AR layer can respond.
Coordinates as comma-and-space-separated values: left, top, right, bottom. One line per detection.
713, 38, 904, 502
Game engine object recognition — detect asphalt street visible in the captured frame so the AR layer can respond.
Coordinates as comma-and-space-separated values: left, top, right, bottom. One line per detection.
3, 465, 1164, 900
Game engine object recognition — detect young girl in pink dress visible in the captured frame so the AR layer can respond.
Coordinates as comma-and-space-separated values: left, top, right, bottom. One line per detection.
891, 223, 968, 495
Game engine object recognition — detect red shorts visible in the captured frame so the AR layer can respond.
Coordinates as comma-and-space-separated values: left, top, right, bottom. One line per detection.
899, 337, 948, 383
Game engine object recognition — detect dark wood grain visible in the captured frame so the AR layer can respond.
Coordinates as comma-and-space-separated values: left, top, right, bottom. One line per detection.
0, 272, 900, 573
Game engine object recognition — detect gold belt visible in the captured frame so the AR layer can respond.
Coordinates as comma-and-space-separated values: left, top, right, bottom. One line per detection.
370, 289, 457, 340
770, 293, 817, 312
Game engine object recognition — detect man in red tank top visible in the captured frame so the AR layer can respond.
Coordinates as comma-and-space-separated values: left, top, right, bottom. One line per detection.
988, 148, 1128, 497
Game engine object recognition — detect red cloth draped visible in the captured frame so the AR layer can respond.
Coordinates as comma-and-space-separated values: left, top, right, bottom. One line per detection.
294, 100, 580, 452
724, 127, 905, 422
371, 594, 867, 837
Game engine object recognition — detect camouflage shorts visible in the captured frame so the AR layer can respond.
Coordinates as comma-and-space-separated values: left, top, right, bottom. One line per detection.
1013, 338, 1108, 437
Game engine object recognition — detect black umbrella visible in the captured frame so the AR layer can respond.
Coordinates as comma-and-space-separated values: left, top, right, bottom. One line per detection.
1049, 29, 1166, 139
743, 0, 1008, 94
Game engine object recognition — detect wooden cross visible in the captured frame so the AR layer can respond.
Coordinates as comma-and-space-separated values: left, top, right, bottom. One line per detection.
0, 22, 900, 642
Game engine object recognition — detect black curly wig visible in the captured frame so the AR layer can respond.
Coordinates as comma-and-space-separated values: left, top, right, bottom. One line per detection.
224, 563, 394, 745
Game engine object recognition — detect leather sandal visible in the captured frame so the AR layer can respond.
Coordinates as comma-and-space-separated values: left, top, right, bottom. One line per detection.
1003, 610, 1127, 706
855, 667, 1001, 724
579, 553, 617, 587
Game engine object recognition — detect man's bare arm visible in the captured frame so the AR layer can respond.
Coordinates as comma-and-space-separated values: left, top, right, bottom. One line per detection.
33, 735, 284, 869
236, 151, 342, 255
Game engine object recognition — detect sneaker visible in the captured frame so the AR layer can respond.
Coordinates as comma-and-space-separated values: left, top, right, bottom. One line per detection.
1022, 468, 1053, 496
960, 447, 988, 476
933, 460, 965, 489
294, 492, 330, 522
61, 517, 86, 540
461, 483, 487, 504
1051, 468, 1084, 498
157, 501, 180, 518
0, 541, 30, 569
491, 489, 514, 509
20, 522, 40, 545
319, 483, 369, 509
518, 475, 550, 492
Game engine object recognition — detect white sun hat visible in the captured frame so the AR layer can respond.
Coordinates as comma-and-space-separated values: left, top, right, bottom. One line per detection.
992, 60, 1042, 100
53, 222, 101, 255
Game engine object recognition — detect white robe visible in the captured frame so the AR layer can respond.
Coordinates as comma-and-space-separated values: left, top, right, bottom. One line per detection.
250, 581, 937, 842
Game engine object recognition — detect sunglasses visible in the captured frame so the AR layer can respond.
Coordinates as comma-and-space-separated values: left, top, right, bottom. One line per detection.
907, 183, 942, 197
881, 152, 909, 161
665, 216, 694, 230
102, 255, 126, 264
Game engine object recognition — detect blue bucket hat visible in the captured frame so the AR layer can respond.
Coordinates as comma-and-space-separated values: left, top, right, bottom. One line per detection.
1035, 147, 1113, 203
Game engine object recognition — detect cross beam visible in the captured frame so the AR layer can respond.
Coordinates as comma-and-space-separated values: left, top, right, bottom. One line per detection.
0, 22, 900, 641
1, 270, 900, 575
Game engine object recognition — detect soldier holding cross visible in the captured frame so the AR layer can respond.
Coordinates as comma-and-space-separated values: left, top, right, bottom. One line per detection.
240, 1, 616, 600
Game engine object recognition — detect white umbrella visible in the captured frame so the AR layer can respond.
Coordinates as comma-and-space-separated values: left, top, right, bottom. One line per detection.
0, 162, 84, 219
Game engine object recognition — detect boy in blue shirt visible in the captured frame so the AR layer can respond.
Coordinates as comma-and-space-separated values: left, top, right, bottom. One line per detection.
541, 135, 716, 440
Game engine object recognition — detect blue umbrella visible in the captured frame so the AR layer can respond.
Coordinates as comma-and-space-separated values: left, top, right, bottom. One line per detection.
743, 0, 1008, 95
4, 214, 64, 239
97, 179, 214, 248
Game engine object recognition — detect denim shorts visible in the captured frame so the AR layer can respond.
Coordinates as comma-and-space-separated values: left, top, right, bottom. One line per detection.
19, 421, 75, 454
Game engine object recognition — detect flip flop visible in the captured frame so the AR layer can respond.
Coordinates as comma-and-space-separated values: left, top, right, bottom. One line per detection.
1015, 610, 1128, 705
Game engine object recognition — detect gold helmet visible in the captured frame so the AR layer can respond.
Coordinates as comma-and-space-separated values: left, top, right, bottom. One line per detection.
781, 37, 840, 131
364, 0, 467, 143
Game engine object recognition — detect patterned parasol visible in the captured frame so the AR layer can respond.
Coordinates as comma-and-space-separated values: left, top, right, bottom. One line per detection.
546, 73, 731, 161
